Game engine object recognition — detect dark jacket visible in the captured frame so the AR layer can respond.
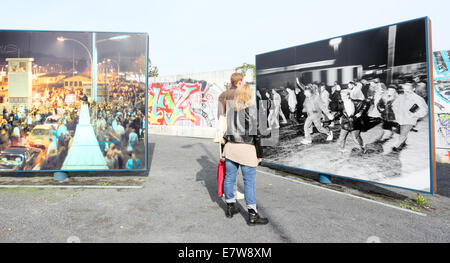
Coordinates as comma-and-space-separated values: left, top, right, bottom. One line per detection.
335, 99, 371, 131
377, 98, 396, 122
223, 105, 263, 158
329, 91, 342, 112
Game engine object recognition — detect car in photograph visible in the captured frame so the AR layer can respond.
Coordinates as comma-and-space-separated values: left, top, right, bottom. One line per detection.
27, 125, 52, 151
0, 146, 45, 171
43, 115, 62, 130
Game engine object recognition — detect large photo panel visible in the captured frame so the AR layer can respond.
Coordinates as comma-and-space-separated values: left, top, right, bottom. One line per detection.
0, 30, 148, 172
256, 17, 434, 193
432, 50, 450, 164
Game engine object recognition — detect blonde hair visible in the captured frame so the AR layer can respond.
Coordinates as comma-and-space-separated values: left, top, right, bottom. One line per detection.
234, 84, 255, 111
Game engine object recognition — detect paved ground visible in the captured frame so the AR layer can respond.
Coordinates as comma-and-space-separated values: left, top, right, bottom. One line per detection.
0, 134, 449, 243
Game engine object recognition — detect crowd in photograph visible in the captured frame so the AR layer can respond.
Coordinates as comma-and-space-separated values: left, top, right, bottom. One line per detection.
91, 80, 146, 170
0, 86, 80, 170
258, 74, 429, 154
0, 79, 146, 171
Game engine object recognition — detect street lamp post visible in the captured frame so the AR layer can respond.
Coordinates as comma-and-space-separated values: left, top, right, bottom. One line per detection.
107, 58, 120, 76
58, 34, 130, 102
57, 36, 94, 98
57, 37, 93, 66
105, 58, 121, 103
92, 33, 98, 102
94, 35, 129, 102
329, 37, 342, 55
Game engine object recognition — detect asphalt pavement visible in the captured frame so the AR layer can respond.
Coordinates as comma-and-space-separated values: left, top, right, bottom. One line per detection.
0, 134, 449, 243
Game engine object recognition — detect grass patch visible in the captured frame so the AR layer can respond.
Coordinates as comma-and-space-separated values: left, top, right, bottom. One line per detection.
398, 194, 433, 212
400, 204, 421, 212
412, 194, 432, 209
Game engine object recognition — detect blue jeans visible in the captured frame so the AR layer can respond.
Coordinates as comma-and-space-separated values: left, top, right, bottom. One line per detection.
224, 159, 257, 211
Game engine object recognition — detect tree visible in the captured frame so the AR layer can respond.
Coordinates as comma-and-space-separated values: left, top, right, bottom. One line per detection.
149, 66, 159, 78
235, 62, 256, 82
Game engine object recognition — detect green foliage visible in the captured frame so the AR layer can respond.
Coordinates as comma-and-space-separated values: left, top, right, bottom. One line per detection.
413, 194, 431, 208
400, 204, 420, 212
235, 62, 256, 81
149, 66, 159, 78
399, 194, 432, 212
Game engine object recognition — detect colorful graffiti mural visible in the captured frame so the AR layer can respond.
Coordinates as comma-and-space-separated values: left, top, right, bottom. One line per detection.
148, 81, 223, 128
148, 82, 201, 126
433, 50, 450, 164
436, 113, 450, 144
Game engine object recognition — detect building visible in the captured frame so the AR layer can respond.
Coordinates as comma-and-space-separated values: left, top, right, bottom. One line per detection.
62, 75, 91, 90
36, 72, 67, 87
6, 58, 34, 108
298, 65, 363, 86
0, 73, 7, 105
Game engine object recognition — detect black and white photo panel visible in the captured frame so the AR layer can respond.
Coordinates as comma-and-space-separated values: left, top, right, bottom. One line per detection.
256, 17, 434, 193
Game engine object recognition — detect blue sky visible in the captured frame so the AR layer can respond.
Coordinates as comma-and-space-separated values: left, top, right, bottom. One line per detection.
1, 0, 449, 75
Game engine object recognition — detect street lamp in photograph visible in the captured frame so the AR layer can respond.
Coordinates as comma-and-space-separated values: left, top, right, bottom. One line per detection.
57, 37, 93, 64
329, 37, 342, 55
92, 34, 129, 102
106, 58, 120, 75
58, 34, 130, 102
57, 36, 94, 97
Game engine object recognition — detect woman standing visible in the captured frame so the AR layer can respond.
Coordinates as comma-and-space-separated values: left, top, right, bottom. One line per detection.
222, 84, 269, 226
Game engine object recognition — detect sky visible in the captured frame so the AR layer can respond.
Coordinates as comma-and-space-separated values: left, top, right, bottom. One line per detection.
0, 31, 147, 71
1, 0, 449, 76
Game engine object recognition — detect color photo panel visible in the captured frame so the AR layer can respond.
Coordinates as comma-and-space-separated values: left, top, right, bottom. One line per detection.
0, 30, 148, 172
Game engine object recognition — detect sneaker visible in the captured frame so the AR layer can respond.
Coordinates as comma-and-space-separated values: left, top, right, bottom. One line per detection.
301, 138, 312, 145
326, 131, 333, 141
235, 191, 245, 200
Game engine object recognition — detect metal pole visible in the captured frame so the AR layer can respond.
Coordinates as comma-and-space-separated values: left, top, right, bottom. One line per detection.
387, 25, 397, 85
92, 32, 98, 102
72, 48, 75, 76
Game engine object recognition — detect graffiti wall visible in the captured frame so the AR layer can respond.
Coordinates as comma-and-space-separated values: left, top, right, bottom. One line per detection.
148, 81, 222, 137
433, 50, 450, 164
148, 69, 253, 138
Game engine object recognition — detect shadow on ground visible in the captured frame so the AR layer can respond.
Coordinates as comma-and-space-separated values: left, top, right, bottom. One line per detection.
191, 143, 295, 242
262, 163, 411, 201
